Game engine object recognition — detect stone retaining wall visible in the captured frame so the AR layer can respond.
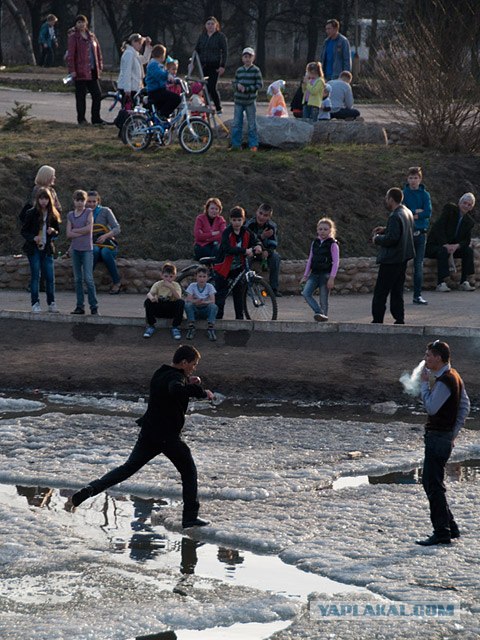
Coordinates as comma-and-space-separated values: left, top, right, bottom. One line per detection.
1, 239, 478, 295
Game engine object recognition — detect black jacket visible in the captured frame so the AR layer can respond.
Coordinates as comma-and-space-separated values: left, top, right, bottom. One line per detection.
21, 207, 60, 256
374, 204, 415, 264
136, 364, 207, 440
426, 203, 475, 257
195, 31, 228, 68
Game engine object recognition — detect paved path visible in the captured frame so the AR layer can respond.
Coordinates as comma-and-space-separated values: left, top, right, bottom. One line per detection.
0, 85, 404, 126
1, 288, 479, 335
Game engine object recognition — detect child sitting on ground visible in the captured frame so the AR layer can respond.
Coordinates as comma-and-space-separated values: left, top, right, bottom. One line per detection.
300, 217, 339, 322
267, 80, 288, 117
185, 266, 218, 341
143, 262, 184, 340
213, 206, 262, 319
145, 44, 181, 118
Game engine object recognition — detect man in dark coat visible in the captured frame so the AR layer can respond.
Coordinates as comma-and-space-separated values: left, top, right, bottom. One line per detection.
72, 345, 214, 528
426, 193, 476, 292
371, 187, 415, 324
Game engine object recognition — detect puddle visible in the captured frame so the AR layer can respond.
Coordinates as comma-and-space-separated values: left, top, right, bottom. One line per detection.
332, 458, 480, 490
1, 482, 365, 639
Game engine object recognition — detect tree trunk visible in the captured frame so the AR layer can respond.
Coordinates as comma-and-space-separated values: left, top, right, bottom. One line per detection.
306, 0, 321, 61
4, 0, 36, 65
255, 1, 267, 73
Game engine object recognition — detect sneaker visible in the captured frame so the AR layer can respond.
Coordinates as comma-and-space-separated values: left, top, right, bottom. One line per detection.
413, 296, 428, 305
71, 485, 94, 507
436, 282, 451, 292
186, 326, 196, 340
460, 281, 475, 291
31, 302, 41, 314
171, 327, 181, 340
314, 313, 328, 322
143, 326, 155, 339
207, 328, 217, 341
90, 307, 99, 315
71, 307, 85, 315
48, 302, 59, 313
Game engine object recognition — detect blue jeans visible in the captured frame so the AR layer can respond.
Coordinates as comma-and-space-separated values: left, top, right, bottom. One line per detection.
252, 252, 281, 291
185, 302, 218, 324
28, 248, 55, 306
93, 245, 120, 285
231, 102, 258, 148
413, 232, 426, 298
302, 105, 319, 121
72, 249, 98, 310
194, 242, 220, 260
302, 272, 330, 316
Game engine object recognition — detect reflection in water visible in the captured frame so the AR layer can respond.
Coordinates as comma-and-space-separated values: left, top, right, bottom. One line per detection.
136, 632, 177, 640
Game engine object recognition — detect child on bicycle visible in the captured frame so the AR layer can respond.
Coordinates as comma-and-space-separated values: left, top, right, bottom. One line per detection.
213, 206, 262, 319
145, 44, 181, 118
300, 217, 339, 322
143, 262, 185, 340
185, 266, 218, 341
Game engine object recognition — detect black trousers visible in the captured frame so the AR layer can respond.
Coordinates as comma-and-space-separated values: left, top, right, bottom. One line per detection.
89, 432, 199, 521
147, 88, 181, 118
144, 298, 184, 327
422, 431, 456, 538
433, 245, 474, 284
371, 261, 408, 323
75, 72, 102, 124
215, 268, 244, 319
203, 63, 221, 111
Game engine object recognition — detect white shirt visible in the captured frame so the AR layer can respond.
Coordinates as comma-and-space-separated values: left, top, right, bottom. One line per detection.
117, 44, 152, 93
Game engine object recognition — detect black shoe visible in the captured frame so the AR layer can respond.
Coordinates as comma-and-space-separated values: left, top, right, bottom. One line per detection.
71, 486, 94, 507
415, 534, 451, 546
71, 307, 85, 315
450, 523, 461, 539
273, 290, 283, 297
91, 308, 99, 315
182, 517, 210, 528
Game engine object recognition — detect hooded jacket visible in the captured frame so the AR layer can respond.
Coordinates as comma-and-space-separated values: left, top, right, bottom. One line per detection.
402, 183, 432, 232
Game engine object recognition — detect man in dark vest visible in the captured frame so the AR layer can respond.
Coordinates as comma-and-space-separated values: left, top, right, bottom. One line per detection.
371, 187, 415, 324
416, 340, 470, 546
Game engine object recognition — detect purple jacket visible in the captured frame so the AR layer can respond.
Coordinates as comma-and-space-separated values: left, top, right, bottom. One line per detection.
67, 29, 103, 80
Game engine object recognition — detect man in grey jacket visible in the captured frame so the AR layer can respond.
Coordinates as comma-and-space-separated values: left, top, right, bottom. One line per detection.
320, 19, 351, 81
329, 71, 360, 119
371, 188, 415, 324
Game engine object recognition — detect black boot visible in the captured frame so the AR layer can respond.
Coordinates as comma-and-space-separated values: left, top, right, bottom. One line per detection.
71, 485, 94, 507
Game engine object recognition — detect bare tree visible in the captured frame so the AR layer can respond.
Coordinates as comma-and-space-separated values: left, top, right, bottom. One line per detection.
4, 0, 36, 64
375, 14, 480, 152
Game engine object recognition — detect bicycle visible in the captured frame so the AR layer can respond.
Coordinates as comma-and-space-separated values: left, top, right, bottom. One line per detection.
122, 78, 213, 154
177, 256, 278, 321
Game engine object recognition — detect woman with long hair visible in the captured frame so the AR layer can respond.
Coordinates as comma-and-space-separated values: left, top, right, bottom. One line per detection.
117, 33, 152, 106
194, 16, 228, 114
21, 188, 62, 313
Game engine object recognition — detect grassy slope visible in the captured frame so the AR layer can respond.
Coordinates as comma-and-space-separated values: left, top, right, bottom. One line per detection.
1, 119, 479, 261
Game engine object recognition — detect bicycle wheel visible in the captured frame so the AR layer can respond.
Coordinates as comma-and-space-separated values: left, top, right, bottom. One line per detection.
176, 266, 200, 295
100, 93, 122, 125
243, 276, 278, 321
178, 117, 213, 154
123, 114, 152, 151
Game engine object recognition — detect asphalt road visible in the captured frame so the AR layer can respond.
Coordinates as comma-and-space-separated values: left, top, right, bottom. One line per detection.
0, 85, 403, 125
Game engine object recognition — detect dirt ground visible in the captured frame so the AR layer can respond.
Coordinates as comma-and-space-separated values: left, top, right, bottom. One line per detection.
3, 318, 479, 404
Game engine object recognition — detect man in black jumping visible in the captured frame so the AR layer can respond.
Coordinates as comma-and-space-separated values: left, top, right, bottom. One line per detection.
72, 345, 214, 528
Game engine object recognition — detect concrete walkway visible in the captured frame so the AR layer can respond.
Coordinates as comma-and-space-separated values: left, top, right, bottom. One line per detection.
2, 288, 479, 337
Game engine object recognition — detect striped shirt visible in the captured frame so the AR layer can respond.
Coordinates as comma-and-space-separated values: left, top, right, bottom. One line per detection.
233, 64, 263, 105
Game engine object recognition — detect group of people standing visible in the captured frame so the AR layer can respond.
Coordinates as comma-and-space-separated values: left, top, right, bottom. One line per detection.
371, 166, 476, 325
20, 165, 122, 316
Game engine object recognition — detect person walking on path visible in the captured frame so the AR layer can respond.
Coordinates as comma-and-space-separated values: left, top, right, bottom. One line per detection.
67, 14, 104, 125
71, 345, 214, 529
416, 340, 470, 546
371, 187, 415, 324
320, 18, 351, 81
